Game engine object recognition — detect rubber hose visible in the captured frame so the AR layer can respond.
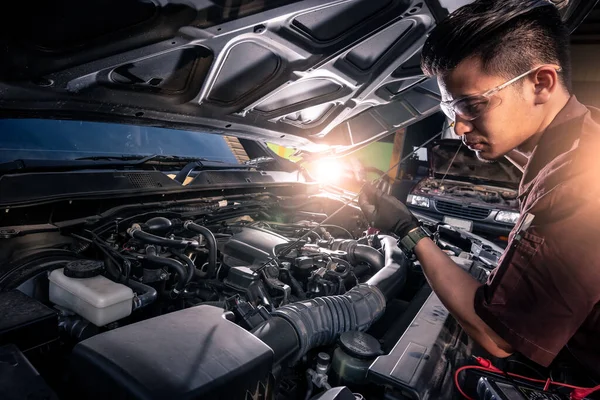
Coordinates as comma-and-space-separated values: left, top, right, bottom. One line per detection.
104, 256, 123, 282
279, 269, 306, 300
183, 222, 217, 279
103, 257, 158, 309
128, 228, 193, 250
256, 284, 386, 364
331, 239, 384, 272
365, 236, 408, 301
128, 280, 158, 310
252, 317, 301, 366
351, 244, 385, 271
170, 249, 196, 285
144, 246, 187, 295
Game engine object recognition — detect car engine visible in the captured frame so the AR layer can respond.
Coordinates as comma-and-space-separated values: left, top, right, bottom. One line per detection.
0, 193, 502, 400
413, 177, 519, 207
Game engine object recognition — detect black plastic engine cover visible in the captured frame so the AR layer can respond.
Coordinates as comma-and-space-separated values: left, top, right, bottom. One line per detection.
71, 305, 273, 400
222, 226, 288, 267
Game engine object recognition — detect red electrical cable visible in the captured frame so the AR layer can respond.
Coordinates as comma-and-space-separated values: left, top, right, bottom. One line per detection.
571, 384, 600, 400
453, 358, 600, 400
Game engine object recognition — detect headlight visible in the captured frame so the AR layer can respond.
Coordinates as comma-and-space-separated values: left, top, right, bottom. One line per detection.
407, 194, 430, 208
495, 211, 520, 224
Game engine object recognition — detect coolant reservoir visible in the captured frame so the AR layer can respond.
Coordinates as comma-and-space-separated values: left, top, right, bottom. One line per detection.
332, 331, 383, 386
49, 262, 133, 326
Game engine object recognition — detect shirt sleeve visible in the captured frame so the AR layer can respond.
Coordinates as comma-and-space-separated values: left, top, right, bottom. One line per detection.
474, 178, 600, 367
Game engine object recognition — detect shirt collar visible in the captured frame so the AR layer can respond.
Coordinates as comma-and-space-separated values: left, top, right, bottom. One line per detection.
519, 95, 590, 201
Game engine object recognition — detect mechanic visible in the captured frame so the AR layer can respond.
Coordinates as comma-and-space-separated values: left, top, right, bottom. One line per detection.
359, 0, 600, 380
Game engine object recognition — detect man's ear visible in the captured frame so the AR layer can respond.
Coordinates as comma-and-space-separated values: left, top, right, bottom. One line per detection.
532, 66, 560, 104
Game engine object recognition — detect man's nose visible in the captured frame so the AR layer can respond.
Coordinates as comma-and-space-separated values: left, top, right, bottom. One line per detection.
453, 117, 474, 137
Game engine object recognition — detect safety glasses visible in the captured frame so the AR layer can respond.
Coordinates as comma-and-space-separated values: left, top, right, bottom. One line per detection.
440, 65, 562, 122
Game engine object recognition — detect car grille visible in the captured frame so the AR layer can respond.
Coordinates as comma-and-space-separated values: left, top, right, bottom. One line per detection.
434, 200, 491, 220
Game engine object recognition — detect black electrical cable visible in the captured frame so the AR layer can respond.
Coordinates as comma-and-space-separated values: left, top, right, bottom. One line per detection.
255, 129, 444, 273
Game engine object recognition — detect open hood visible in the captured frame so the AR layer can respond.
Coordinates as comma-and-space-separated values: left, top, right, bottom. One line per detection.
0, 0, 596, 155
430, 140, 521, 187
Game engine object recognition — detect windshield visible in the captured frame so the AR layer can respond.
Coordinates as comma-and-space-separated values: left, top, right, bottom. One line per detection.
0, 119, 242, 164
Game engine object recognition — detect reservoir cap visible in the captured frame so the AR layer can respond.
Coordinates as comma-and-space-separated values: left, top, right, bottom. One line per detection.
64, 260, 104, 279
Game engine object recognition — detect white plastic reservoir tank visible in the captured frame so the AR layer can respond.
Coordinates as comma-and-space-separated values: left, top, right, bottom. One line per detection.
49, 268, 133, 326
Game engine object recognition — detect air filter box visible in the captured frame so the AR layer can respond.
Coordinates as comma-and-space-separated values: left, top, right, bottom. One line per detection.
71, 305, 274, 399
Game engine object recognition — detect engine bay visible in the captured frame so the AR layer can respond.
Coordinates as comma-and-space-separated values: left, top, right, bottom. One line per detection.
0, 191, 504, 400
413, 178, 519, 208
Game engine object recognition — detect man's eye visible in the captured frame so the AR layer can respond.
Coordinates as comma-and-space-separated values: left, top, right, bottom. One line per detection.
463, 101, 486, 115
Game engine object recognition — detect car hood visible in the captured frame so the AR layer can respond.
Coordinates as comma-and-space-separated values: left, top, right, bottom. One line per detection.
430, 140, 521, 188
0, 0, 595, 155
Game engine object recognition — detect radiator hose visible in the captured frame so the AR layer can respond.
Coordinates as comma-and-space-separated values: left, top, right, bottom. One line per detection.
127, 224, 198, 249
183, 221, 217, 279
129, 280, 158, 311
253, 236, 408, 365
143, 246, 188, 297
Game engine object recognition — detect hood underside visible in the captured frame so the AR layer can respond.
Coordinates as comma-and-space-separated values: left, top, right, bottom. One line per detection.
0, 0, 595, 154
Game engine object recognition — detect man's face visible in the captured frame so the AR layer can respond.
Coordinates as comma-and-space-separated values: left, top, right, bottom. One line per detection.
438, 57, 541, 160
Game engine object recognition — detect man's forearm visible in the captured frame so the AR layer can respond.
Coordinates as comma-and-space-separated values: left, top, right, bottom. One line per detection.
413, 237, 513, 357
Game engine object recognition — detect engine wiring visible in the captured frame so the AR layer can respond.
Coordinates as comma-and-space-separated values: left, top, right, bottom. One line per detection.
255, 129, 445, 274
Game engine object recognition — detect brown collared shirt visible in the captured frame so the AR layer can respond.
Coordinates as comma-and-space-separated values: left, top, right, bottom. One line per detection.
474, 96, 600, 373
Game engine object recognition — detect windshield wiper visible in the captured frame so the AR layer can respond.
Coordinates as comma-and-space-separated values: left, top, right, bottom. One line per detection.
74, 154, 159, 163
0, 155, 246, 175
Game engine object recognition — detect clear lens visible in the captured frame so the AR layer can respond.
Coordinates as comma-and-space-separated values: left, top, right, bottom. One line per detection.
495, 211, 520, 224
407, 194, 430, 208
440, 103, 455, 121
454, 97, 490, 121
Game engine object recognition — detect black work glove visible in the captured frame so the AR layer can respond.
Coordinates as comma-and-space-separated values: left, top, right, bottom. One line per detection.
358, 182, 419, 237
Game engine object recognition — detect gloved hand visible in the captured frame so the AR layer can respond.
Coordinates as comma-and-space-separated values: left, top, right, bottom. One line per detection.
358, 182, 419, 237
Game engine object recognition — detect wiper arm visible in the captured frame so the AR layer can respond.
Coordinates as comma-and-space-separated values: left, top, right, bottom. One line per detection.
0, 155, 239, 175
74, 154, 214, 165
74, 154, 158, 163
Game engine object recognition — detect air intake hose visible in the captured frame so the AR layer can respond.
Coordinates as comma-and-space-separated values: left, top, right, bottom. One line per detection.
365, 235, 408, 301
331, 239, 385, 273
253, 236, 408, 365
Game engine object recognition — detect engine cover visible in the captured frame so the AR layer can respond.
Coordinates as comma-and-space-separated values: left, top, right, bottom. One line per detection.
70, 305, 273, 400
222, 226, 288, 267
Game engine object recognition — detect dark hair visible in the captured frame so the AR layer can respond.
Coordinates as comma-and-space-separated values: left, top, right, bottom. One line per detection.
421, 0, 572, 91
